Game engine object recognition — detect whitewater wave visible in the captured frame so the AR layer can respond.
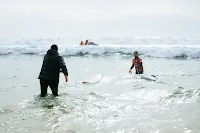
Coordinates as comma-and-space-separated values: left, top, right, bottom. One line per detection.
1, 37, 200, 46
1, 44, 200, 59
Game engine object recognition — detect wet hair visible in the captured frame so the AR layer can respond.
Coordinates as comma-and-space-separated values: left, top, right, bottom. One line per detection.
134, 51, 138, 54
51, 44, 58, 51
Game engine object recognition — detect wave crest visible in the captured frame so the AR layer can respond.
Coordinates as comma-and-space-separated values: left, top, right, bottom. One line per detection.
0, 45, 200, 59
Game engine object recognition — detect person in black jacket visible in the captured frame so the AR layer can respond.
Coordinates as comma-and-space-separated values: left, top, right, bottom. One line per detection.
38, 44, 68, 97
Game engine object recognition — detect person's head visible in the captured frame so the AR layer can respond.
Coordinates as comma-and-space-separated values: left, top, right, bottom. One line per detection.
85, 40, 89, 45
80, 41, 84, 45
134, 51, 139, 58
51, 44, 58, 51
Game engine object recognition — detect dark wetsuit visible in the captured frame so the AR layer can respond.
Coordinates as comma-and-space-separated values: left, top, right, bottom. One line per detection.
38, 49, 68, 97
130, 57, 144, 74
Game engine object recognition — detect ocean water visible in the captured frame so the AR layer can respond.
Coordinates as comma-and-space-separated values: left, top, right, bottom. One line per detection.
0, 37, 200, 133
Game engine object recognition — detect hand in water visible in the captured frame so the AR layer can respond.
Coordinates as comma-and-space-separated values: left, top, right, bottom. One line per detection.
129, 70, 132, 74
65, 76, 68, 82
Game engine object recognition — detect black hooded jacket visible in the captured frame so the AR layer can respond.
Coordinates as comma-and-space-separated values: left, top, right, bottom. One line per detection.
38, 49, 68, 83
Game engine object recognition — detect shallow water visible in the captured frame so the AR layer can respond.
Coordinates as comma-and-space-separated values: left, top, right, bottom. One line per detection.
0, 55, 200, 133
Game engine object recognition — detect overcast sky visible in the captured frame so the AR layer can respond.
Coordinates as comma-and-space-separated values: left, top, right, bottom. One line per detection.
0, 0, 200, 39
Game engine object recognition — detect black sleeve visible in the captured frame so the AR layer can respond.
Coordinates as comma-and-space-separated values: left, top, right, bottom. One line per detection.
59, 56, 68, 76
140, 62, 142, 66
130, 64, 134, 70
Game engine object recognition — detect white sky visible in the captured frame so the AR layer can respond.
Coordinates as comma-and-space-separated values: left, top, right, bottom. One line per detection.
0, 0, 200, 39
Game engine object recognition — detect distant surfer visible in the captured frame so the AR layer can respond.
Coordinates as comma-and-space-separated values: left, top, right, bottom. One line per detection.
85, 40, 89, 45
79, 40, 98, 46
129, 51, 144, 74
38, 44, 68, 97
80, 41, 84, 46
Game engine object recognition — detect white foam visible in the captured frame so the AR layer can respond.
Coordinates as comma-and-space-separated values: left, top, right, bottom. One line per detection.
0, 37, 200, 59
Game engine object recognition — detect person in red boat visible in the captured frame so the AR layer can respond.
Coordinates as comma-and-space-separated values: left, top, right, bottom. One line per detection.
129, 51, 144, 74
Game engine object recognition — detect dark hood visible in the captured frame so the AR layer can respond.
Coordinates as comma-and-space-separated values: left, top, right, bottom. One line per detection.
47, 49, 59, 55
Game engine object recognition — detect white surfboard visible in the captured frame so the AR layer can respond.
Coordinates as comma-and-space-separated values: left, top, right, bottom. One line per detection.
139, 75, 156, 81
130, 74, 156, 81
81, 74, 102, 85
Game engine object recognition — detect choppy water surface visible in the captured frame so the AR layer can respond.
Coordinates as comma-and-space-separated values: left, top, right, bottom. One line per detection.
0, 55, 200, 133
0, 37, 200, 59
1, 37, 200, 133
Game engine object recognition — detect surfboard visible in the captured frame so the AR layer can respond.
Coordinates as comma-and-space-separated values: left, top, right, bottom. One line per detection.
81, 74, 102, 85
88, 42, 98, 46
139, 75, 156, 81
130, 74, 156, 81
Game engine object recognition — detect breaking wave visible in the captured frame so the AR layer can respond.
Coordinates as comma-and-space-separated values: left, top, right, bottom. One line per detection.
0, 37, 200, 59
1, 44, 200, 59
